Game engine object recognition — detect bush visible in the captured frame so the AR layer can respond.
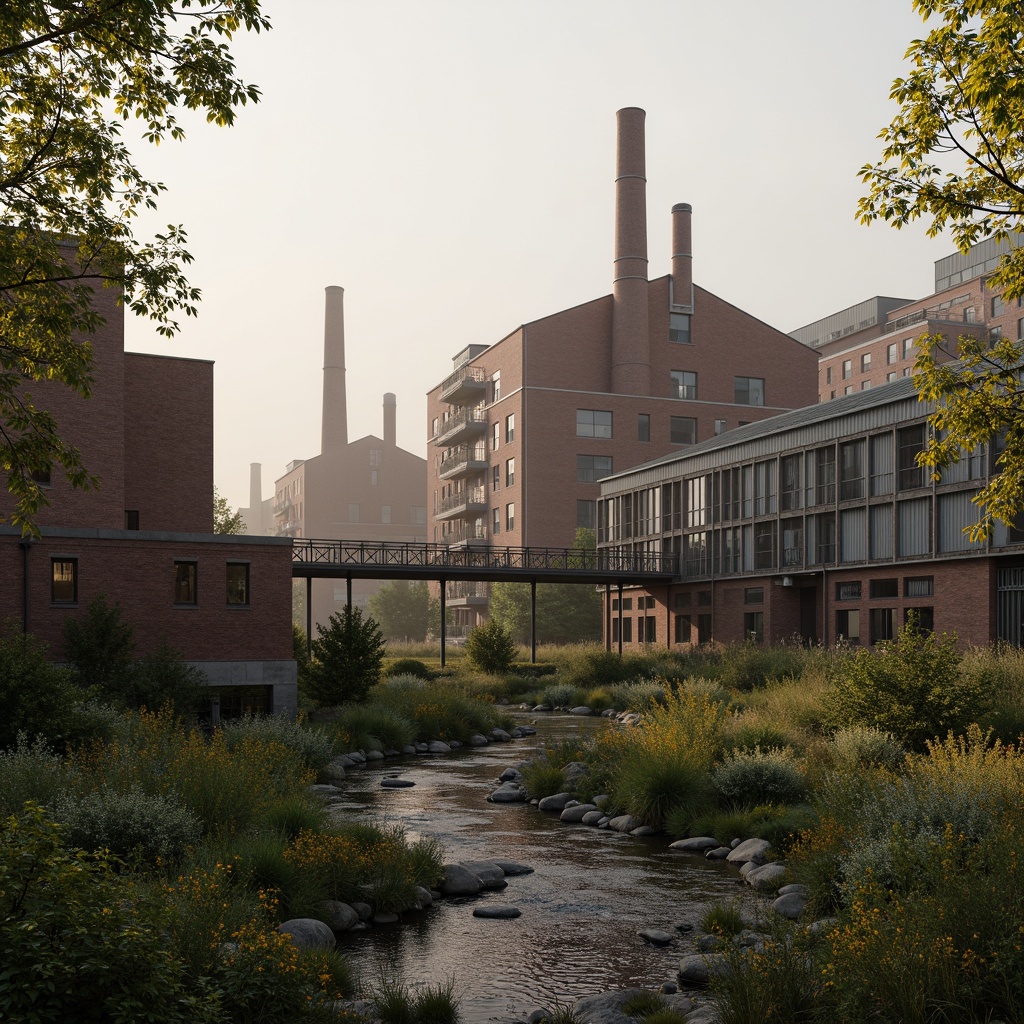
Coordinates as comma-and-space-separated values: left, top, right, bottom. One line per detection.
713, 746, 806, 806
332, 703, 417, 751
386, 658, 433, 679
466, 619, 517, 674
520, 760, 566, 799
620, 992, 667, 1018
825, 726, 906, 773
699, 900, 747, 938
0, 732, 74, 819
307, 606, 386, 706
222, 712, 335, 774
64, 595, 135, 696
540, 682, 583, 708
130, 639, 207, 717
372, 975, 461, 1024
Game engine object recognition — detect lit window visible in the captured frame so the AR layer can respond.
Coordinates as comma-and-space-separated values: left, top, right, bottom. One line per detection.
174, 561, 197, 605
576, 409, 612, 438
226, 563, 249, 606
51, 558, 77, 605
670, 370, 697, 400
836, 609, 860, 644
734, 377, 765, 406
492, 422, 500, 450
743, 611, 763, 643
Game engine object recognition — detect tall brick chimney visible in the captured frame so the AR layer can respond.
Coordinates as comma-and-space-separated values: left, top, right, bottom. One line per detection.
611, 106, 650, 395
248, 462, 263, 532
671, 202, 693, 309
321, 285, 348, 455
383, 392, 396, 448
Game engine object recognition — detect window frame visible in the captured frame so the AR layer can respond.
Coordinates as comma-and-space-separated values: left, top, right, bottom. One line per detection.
226, 561, 250, 607
51, 557, 78, 606
576, 409, 613, 438
174, 560, 198, 606
734, 376, 765, 406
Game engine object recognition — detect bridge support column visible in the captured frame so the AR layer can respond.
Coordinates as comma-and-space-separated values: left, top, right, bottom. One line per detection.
530, 580, 537, 664
346, 575, 352, 611
605, 584, 611, 652
440, 578, 447, 669
617, 583, 623, 655
306, 577, 312, 659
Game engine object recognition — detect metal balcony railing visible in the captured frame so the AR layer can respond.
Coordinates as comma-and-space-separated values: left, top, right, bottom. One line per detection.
437, 486, 487, 515
435, 407, 488, 446
441, 364, 487, 399
439, 444, 488, 478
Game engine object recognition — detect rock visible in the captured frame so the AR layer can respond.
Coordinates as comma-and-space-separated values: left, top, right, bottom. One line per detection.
672, 920, 695, 933
461, 861, 507, 890
427, 740, 452, 754
319, 762, 347, 782
518, 726, 537, 735
560, 803, 599, 823
309, 783, 343, 794
568, 706, 592, 716
414, 886, 434, 909
402, 745, 417, 755
778, 883, 809, 897
384, 748, 401, 757
669, 837, 720, 853
592, 794, 611, 809
468, 734, 490, 747
659, 981, 677, 995
805, 917, 839, 936
562, 761, 590, 787
415, 742, 429, 753
278, 918, 336, 950
532, 704, 552, 712
581, 810, 605, 825
381, 778, 415, 789
493, 860, 534, 876
351, 901, 372, 921
472, 905, 521, 919
490, 728, 512, 742
365, 749, 384, 761
678, 953, 729, 987
372, 911, 399, 925
527, 1010, 549, 1024
638, 928, 674, 946
347, 751, 367, 764
488, 782, 526, 803
573, 990, 693, 1024
772, 892, 806, 920
726, 838, 771, 864
631, 825, 661, 837
320, 901, 359, 932
705, 846, 732, 859
334, 754, 357, 768
696, 934, 720, 952
438, 863, 484, 897
449, 739, 462, 749
608, 814, 643, 833
746, 862, 787, 891
537, 792, 575, 812
499, 767, 521, 782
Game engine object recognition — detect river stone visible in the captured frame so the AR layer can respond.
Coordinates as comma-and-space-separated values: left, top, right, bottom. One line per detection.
351, 901, 372, 921
519, 725, 538, 735
309, 783, 343, 794
527, 1010, 549, 1024
537, 792, 574, 812
678, 953, 729, 987
320, 901, 359, 932
532, 704, 552, 712
439, 863, 484, 896
490, 728, 512, 742
582, 810, 605, 825
402, 744, 417, 755
562, 761, 590, 787
499, 767, 521, 782
638, 928, 674, 946
461, 861, 507, 890
384, 748, 401, 757
427, 740, 452, 754
372, 911, 399, 925
414, 742, 429, 753
778, 883, 809, 897
727, 838, 772, 865
365, 749, 384, 761
332, 754, 356, 767
278, 918, 336, 950
746, 862, 788, 891
772, 892, 807, 920
573, 990, 693, 1024
320, 761, 347, 782
705, 846, 732, 859
592, 794, 611, 809
472, 905, 521, 919
659, 982, 678, 995
449, 739, 462, 749
568, 706, 592, 716
468, 734, 490, 746
560, 803, 599, 823
669, 837, 720, 853
631, 825, 661, 837
488, 782, 526, 803
608, 814, 643, 833
493, 860, 534, 876
347, 751, 367, 764
381, 778, 415, 788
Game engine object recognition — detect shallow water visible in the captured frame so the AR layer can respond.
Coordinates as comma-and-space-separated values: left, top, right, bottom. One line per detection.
329, 714, 758, 1023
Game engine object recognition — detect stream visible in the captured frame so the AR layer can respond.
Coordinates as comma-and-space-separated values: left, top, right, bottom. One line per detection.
328, 713, 759, 1023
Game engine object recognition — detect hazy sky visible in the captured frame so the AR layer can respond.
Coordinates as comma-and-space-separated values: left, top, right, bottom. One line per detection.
121, 0, 955, 514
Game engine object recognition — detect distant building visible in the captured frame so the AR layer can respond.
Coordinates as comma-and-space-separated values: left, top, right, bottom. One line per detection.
0, 267, 296, 720
425, 108, 820, 635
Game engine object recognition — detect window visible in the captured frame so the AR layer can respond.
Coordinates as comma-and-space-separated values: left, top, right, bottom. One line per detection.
696, 613, 712, 644
371, 470, 378, 486
836, 609, 860, 644
904, 607, 934, 632
1019, 317, 1024, 340
505, 458, 515, 487
902, 337, 915, 359
431, 417, 438, 438
697, 590, 712, 606
381, 504, 392, 524
505, 413, 515, 443
577, 455, 613, 482
743, 611, 764, 643
506, 502, 515, 532
734, 376, 765, 406
714, 419, 727, 435
964, 306, 978, 322
887, 343, 897, 365
992, 295, 1005, 318
638, 616, 656, 643
744, 587, 764, 604
781, 454, 802, 511
412, 506, 427, 525
836, 581, 862, 601
638, 413, 650, 442
869, 578, 898, 599
754, 522, 775, 570
369, 448, 382, 467
870, 607, 895, 643
671, 370, 697, 399
887, 372, 897, 382
125, 510, 140, 530
898, 424, 926, 489
51, 558, 77, 605
348, 503, 360, 522
576, 499, 596, 529
226, 563, 249, 606
815, 447, 836, 504
674, 614, 692, 643
174, 561, 197, 605
839, 440, 866, 501
32, 468, 51, 486
826, 366, 832, 384
861, 380, 872, 390
492, 371, 501, 401
844, 385, 854, 395
861, 353, 872, 372
670, 416, 696, 445
669, 312, 691, 344
492, 465, 500, 491
674, 592, 691, 609
621, 617, 633, 643
576, 409, 612, 438
904, 576, 934, 597
842, 359, 852, 380
492, 422, 500, 451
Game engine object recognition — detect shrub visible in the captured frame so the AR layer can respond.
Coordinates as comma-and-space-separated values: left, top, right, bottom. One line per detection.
713, 746, 806, 806
307, 606, 386, 706
615, 753, 716, 827
64, 594, 136, 696
372, 975, 461, 1024
621, 992, 666, 1018
520, 760, 566, 799
540, 682, 583, 708
332, 703, 417, 751
259, 794, 329, 840
222, 712, 335, 774
826, 618, 986, 751
607, 678, 670, 711
683, 803, 813, 852
370, 681, 506, 743
718, 641, 808, 692
700, 900, 747, 938
387, 658, 433, 679
466, 619, 517, 674
130, 639, 207, 717
0, 732, 74, 819
826, 725, 906, 773
641, 1009, 689, 1024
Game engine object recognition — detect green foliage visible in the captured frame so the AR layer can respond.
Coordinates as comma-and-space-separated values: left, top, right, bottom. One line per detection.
640, 1009, 689, 1024
713, 746, 806, 807
372, 975, 461, 1024
386, 657, 434, 679
466, 618, 517, 674
370, 580, 437, 642
717, 640, 807, 692
370, 679, 507, 743
620, 992, 667, 1018
540, 682, 584, 708
307, 606, 386, 706
0, 804, 217, 1023
292, 623, 313, 695
520, 761, 567, 799
213, 486, 246, 534
489, 580, 601, 645
826, 619, 984, 751
825, 726, 906, 773
131, 639, 207, 717
699, 901, 747, 939
0, 732, 73, 819
65, 595, 135, 695
331, 702, 416, 751
0, 3, 269, 534
615, 755, 717, 828
221, 712, 335, 774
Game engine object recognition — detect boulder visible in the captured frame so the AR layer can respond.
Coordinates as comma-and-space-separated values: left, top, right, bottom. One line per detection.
438, 863, 484, 897
381, 778, 415, 789
472, 905, 521, 919
488, 782, 526, 803
727, 838, 772, 865
320, 761, 347, 783
573, 990, 693, 1024
499, 767, 522, 782
402, 745, 417, 755
461, 861, 507, 890
705, 846, 732, 860
631, 825, 661, 837
365, 749, 384, 761
537, 792, 575, 813
278, 918, 336, 950
772, 891, 807, 920
319, 901, 359, 932
449, 739, 462, 749
490, 728, 513, 742
778, 883, 809, 897
560, 803, 599, 823
532, 704, 552, 712
677, 953, 729, 987
427, 740, 452, 754
347, 751, 367, 764
493, 860, 534, 876
562, 761, 590, 787
568, 706, 592, 716
608, 814, 643, 833
592, 794, 611, 809
414, 742, 429, 753
414, 886, 434, 909
468, 734, 490, 747
351, 901, 372, 921
746, 862, 788, 891
669, 837, 720, 853
581, 810, 605, 825
637, 928, 675, 946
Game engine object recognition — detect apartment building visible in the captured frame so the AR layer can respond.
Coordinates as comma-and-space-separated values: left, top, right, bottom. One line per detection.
426, 108, 820, 633
0, 270, 297, 719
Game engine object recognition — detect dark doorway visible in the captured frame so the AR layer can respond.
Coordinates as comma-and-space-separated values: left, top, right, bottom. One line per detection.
800, 587, 818, 645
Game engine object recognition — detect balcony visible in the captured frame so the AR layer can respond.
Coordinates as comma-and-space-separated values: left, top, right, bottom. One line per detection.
439, 443, 488, 481
441, 364, 487, 404
273, 496, 293, 516
443, 522, 489, 548
446, 580, 489, 607
435, 406, 488, 447
435, 485, 488, 521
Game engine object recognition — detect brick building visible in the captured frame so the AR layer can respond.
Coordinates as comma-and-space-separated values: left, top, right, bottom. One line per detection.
0, 275, 297, 719
426, 108, 820, 633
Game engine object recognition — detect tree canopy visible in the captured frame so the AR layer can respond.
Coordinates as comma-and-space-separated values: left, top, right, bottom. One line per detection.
213, 486, 246, 534
859, 0, 1024, 538
368, 580, 438, 642
1, 2, 269, 534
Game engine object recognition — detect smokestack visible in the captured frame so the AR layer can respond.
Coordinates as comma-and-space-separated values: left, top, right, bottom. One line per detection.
383, 392, 396, 448
671, 203, 693, 308
249, 463, 263, 532
611, 107, 650, 395
321, 285, 348, 454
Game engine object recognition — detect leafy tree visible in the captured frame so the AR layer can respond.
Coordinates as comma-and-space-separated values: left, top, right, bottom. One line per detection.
466, 619, 517, 675
369, 580, 437, 642
213, 486, 246, 534
858, 0, 1024, 537
307, 607, 385, 706
0, 2, 269, 534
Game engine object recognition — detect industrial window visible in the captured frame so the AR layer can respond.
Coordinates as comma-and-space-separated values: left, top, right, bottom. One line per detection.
381, 504, 392, 524
506, 502, 515, 532
842, 359, 852, 379
781, 453, 802, 511
754, 522, 775, 570
576, 499, 596, 529
836, 609, 860, 644
870, 607, 895, 644
226, 562, 249, 606
744, 587, 764, 604
671, 370, 697, 400
638, 414, 650, 442
782, 518, 803, 567
839, 440, 866, 501
51, 558, 77, 605
870, 433, 894, 496
505, 458, 515, 487
492, 507, 500, 535
174, 561, 197, 605
754, 459, 777, 515
904, 576, 934, 598
743, 611, 764, 643
669, 312, 691, 344
836, 581, 861, 601
734, 376, 765, 406
869, 578, 898, 599
576, 409, 612, 438
577, 455, 612, 482
861, 353, 871, 372
505, 414, 515, 443
815, 447, 836, 504
670, 416, 696, 445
